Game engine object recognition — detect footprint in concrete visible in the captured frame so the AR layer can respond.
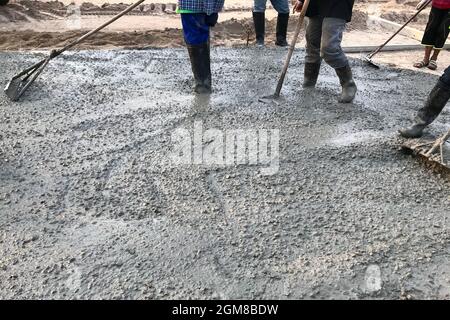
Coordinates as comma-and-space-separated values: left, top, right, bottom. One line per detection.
66, 267, 82, 292
364, 264, 382, 293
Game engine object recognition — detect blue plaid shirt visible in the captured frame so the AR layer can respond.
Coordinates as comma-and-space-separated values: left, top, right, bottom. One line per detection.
178, 0, 225, 15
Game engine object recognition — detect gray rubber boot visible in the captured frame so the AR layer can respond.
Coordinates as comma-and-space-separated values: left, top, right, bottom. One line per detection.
335, 64, 357, 103
399, 83, 450, 138
303, 63, 321, 88
186, 42, 212, 94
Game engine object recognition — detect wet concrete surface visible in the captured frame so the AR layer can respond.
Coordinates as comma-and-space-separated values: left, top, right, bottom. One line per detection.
0, 47, 449, 299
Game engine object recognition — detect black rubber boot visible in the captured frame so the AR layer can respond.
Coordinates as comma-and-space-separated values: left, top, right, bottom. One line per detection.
275, 13, 289, 47
399, 84, 450, 138
398, 122, 428, 139
303, 63, 321, 88
186, 42, 212, 94
253, 12, 265, 46
335, 64, 357, 103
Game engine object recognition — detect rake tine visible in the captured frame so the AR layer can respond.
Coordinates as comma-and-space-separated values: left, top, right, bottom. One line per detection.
17, 57, 51, 101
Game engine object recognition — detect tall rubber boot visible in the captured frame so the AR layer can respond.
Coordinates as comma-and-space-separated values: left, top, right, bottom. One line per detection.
399, 84, 450, 138
186, 42, 212, 94
335, 64, 357, 103
275, 13, 289, 47
303, 62, 321, 88
253, 12, 265, 46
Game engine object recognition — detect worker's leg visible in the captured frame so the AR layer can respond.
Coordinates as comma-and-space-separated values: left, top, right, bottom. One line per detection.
320, 17, 357, 103
253, 0, 267, 46
303, 16, 323, 88
270, 0, 290, 47
428, 9, 450, 70
414, 46, 433, 68
181, 13, 212, 94
400, 66, 450, 138
415, 7, 443, 68
430, 49, 441, 64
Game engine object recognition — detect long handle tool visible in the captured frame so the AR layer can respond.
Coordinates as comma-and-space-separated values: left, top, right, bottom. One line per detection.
364, 0, 431, 69
4, 0, 146, 101
259, 0, 311, 103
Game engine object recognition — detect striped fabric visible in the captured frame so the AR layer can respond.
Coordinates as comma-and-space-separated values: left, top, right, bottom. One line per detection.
433, 0, 450, 10
178, 0, 225, 15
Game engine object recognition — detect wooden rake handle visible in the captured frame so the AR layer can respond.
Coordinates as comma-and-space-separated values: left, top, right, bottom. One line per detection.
367, 0, 431, 60
52, 0, 146, 58
274, 0, 311, 97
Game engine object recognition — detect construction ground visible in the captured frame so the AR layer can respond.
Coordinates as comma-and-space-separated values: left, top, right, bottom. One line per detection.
0, 0, 449, 299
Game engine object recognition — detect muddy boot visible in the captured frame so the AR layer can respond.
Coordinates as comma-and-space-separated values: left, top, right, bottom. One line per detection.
399, 84, 450, 138
187, 42, 212, 94
303, 62, 321, 88
253, 12, 265, 46
398, 121, 428, 139
335, 64, 357, 103
275, 13, 289, 47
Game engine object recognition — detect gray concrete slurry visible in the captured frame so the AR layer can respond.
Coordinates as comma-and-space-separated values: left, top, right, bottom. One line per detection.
0, 48, 449, 299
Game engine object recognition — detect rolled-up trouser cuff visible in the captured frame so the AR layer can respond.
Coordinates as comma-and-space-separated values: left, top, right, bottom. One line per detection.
320, 18, 348, 69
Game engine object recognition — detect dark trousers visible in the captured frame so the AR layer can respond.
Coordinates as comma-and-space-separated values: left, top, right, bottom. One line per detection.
421, 6, 450, 50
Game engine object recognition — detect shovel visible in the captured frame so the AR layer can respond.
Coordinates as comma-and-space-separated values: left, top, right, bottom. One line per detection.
259, 0, 310, 104
363, 0, 431, 69
4, 0, 146, 101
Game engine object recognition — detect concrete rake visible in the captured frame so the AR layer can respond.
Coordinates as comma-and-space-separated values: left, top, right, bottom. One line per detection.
402, 128, 450, 172
363, 0, 431, 69
4, 0, 145, 102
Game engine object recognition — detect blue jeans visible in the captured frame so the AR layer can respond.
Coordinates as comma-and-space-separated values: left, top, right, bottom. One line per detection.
305, 17, 349, 69
181, 13, 210, 45
253, 0, 289, 14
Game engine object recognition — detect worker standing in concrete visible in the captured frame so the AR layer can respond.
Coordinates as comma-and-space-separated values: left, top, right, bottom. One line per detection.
177, 0, 225, 94
399, 66, 450, 138
293, 0, 357, 103
413, 0, 450, 70
253, 0, 290, 47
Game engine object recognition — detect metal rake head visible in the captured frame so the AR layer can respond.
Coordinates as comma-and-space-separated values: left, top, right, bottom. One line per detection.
4, 58, 50, 102
362, 55, 380, 70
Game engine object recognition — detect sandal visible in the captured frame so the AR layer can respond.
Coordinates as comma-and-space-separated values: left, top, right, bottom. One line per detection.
428, 60, 437, 70
414, 60, 429, 68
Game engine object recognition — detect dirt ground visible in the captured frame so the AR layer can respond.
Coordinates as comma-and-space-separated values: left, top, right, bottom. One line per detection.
0, 0, 436, 50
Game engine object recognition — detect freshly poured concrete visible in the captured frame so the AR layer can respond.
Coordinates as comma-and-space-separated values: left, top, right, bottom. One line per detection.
0, 48, 449, 299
